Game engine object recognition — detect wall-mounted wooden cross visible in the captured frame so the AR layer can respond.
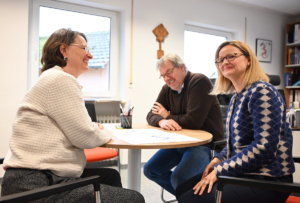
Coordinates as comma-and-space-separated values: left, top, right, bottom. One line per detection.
153, 24, 169, 59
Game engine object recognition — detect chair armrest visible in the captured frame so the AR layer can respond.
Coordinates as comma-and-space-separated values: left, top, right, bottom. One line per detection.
212, 140, 226, 150
217, 176, 300, 194
0, 175, 101, 203
293, 157, 300, 164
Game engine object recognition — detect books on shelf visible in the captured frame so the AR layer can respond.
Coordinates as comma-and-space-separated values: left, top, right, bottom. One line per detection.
293, 80, 300, 86
288, 90, 300, 108
287, 32, 294, 44
286, 24, 300, 44
296, 47, 300, 64
295, 90, 300, 101
295, 24, 299, 42
287, 47, 300, 65
284, 69, 300, 86
289, 90, 300, 108
284, 73, 290, 86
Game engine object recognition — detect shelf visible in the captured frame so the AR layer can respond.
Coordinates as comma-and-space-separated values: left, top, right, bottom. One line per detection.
286, 42, 300, 47
285, 86, 300, 89
286, 64, 300, 68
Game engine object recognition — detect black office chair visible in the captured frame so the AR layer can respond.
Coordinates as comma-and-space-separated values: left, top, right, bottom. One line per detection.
267, 74, 287, 106
85, 103, 98, 122
215, 158, 300, 203
268, 74, 281, 86
0, 158, 102, 203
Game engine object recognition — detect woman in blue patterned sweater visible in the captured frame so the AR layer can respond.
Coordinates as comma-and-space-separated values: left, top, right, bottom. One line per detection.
175, 40, 295, 203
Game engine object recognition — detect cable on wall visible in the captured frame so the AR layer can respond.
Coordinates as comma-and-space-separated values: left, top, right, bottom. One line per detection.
129, 0, 134, 88
245, 17, 247, 43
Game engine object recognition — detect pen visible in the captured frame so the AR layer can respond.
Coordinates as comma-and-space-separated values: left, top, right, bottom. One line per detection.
128, 106, 134, 116
121, 113, 129, 127
127, 100, 131, 114
120, 104, 130, 127
119, 104, 125, 114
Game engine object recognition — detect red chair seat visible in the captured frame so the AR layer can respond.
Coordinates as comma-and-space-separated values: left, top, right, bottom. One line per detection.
286, 196, 300, 203
84, 147, 118, 163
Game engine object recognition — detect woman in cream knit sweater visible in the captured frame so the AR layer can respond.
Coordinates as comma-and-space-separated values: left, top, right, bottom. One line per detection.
1, 28, 144, 203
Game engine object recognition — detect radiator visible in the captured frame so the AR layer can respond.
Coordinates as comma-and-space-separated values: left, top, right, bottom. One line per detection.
97, 114, 120, 124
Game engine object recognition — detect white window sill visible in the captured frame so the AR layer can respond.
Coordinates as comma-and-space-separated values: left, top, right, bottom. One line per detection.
84, 98, 126, 104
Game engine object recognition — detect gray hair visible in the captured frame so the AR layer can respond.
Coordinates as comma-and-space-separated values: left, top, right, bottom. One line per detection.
156, 53, 187, 71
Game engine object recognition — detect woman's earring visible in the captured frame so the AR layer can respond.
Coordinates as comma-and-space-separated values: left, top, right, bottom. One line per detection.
64, 57, 67, 61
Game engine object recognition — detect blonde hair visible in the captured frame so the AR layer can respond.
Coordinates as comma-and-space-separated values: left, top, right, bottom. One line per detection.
211, 40, 269, 94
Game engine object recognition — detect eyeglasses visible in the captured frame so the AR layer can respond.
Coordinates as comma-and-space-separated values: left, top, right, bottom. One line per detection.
70, 43, 90, 53
215, 53, 246, 66
159, 66, 176, 79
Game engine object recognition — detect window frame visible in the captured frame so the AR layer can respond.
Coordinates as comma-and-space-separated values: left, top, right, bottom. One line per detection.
185, 25, 233, 40
184, 24, 233, 78
28, 0, 119, 98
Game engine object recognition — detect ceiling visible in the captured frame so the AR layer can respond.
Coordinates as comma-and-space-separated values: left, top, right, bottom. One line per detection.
225, 0, 300, 16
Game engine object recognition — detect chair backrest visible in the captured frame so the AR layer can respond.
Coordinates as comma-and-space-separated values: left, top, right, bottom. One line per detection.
267, 75, 287, 108
268, 75, 281, 86
85, 103, 97, 122
277, 89, 287, 107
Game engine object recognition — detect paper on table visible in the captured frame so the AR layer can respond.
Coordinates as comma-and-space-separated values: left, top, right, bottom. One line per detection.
113, 129, 201, 145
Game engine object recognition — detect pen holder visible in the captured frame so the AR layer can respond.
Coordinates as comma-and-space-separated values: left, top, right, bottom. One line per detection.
120, 114, 132, 129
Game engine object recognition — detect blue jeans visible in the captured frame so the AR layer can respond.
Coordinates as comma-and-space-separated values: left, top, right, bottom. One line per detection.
143, 145, 211, 195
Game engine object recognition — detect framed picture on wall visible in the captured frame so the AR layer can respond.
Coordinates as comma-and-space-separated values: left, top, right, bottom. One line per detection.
256, 39, 272, 63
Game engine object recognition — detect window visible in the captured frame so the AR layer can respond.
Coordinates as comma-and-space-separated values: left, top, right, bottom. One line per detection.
29, 0, 119, 98
184, 25, 232, 79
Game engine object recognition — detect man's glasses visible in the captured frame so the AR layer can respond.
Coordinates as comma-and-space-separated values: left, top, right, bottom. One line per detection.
70, 43, 90, 54
215, 53, 246, 66
159, 66, 176, 80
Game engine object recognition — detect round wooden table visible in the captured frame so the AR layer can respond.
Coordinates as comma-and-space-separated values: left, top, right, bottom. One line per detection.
103, 124, 213, 192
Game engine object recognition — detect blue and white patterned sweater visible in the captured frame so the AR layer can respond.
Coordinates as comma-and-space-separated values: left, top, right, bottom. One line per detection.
215, 81, 295, 177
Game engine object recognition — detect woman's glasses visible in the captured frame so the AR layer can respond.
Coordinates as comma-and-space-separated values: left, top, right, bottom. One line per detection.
215, 53, 246, 66
70, 43, 90, 54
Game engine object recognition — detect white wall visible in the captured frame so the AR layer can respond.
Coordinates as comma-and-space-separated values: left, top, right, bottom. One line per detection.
0, 0, 29, 177
292, 131, 300, 183
0, 0, 297, 175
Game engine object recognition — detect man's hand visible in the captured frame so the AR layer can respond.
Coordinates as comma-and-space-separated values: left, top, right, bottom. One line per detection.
158, 119, 182, 131
152, 102, 170, 118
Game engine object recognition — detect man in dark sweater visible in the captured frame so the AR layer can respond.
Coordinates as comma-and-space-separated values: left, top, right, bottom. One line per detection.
143, 53, 224, 195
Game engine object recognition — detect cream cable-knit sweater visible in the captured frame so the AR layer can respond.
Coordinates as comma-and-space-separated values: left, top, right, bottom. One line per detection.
3, 66, 113, 177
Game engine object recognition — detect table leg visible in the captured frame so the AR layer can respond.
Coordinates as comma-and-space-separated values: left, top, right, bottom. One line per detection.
127, 149, 141, 192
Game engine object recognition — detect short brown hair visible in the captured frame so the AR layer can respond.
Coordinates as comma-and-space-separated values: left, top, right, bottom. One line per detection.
211, 40, 269, 94
40, 28, 87, 73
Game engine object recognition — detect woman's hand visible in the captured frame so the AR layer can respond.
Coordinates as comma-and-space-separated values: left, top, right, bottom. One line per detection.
96, 123, 104, 130
152, 102, 170, 118
201, 158, 221, 179
193, 170, 218, 195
